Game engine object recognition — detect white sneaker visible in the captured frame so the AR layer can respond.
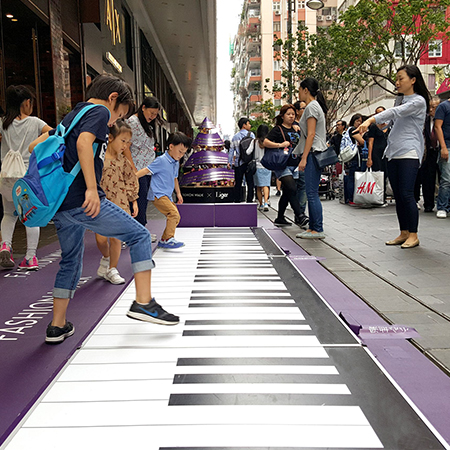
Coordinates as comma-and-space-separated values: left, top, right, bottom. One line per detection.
97, 256, 110, 278
104, 267, 125, 284
151, 234, 157, 243
437, 210, 447, 219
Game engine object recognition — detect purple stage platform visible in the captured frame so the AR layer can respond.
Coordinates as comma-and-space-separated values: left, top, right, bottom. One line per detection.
0, 220, 166, 447
177, 203, 257, 227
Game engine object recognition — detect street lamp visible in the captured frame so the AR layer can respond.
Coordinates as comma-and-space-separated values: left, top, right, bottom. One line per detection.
306, 0, 324, 10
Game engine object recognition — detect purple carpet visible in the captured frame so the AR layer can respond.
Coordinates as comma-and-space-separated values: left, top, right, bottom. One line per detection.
0, 219, 165, 446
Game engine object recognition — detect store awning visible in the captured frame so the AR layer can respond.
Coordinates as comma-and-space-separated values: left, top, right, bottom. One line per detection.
436, 78, 450, 97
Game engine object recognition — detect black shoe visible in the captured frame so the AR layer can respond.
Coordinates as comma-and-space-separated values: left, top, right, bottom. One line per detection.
295, 214, 309, 228
45, 322, 75, 344
424, 208, 434, 213
274, 217, 292, 227
127, 299, 180, 325
275, 190, 281, 196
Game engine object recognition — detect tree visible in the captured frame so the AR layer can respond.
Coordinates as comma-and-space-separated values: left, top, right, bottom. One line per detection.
249, 99, 279, 134
259, 0, 450, 126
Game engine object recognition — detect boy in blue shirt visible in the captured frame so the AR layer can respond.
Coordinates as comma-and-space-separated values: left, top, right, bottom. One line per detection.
30, 74, 179, 344
137, 132, 191, 249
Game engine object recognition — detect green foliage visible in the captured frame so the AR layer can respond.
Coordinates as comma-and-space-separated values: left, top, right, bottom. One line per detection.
250, 99, 279, 132
264, 0, 450, 126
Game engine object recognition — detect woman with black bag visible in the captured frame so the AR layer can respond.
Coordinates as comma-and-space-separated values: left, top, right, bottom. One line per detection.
295, 78, 328, 239
264, 104, 305, 227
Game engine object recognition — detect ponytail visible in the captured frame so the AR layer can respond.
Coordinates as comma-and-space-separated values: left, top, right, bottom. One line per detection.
300, 78, 328, 116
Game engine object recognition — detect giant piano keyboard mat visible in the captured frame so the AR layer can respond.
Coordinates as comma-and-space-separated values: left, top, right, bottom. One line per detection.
2, 228, 447, 449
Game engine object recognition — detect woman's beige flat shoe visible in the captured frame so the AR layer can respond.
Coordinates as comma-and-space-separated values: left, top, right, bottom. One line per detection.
401, 239, 420, 249
385, 237, 408, 245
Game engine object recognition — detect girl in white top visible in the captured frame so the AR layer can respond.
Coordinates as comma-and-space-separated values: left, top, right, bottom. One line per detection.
357, 65, 429, 249
125, 96, 161, 227
0, 85, 52, 270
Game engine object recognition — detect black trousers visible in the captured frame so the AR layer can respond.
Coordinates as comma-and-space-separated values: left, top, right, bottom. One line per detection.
234, 163, 255, 203
134, 174, 151, 226
414, 148, 438, 210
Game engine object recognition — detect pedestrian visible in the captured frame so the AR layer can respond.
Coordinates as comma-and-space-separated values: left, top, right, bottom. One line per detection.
248, 124, 271, 211
264, 104, 304, 227
434, 96, 450, 218
28, 74, 179, 344
293, 100, 309, 228
136, 132, 191, 249
328, 120, 347, 157
0, 85, 52, 270
295, 78, 329, 239
95, 120, 139, 285
357, 65, 430, 249
228, 117, 255, 203
344, 113, 366, 204
125, 96, 161, 227
367, 106, 389, 204
415, 97, 440, 212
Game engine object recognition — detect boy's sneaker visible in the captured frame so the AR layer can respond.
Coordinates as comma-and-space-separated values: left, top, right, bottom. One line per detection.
97, 256, 110, 278
18, 256, 39, 270
158, 238, 185, 249
274, 217, 292, 227
0, 243, 14, 268
263, 203, 269, 211
45, 322, 75, 344
104, 267, 125, 284
127, 299, 180, 325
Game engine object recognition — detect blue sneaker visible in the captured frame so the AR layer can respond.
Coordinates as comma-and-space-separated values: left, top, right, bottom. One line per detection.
157, 238, 185, 249
127, 299, 179, 325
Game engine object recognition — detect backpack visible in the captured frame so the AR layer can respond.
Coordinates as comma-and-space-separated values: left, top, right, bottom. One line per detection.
339, 128, 359, 163
239, 132, 254, 164
12, 104, 106, 227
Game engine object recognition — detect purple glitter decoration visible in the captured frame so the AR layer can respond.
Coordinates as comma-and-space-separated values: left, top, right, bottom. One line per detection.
184, 150, 229, 167
192, 132, 225, 148
180, 168, 235, 186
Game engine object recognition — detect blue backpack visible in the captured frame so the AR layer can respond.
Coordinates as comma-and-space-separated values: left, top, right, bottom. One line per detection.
12, 104, 107, 227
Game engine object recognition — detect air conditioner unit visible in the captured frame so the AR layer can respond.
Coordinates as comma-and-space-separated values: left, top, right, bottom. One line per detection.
326, 15, 333, 20
250, 0, 258, 3
274, 11, 281, 15
317, 15, 323, 21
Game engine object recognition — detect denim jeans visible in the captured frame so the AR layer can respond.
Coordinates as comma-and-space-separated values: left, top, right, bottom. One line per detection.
295, 171, 307, 215
305, 153, 323, 232
53, 199, 155, 299
437, 156, 450, 212
387, 158, 420, 233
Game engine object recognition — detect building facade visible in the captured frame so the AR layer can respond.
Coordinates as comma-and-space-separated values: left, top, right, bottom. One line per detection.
231, 0, 337, 126
0, 0, 217, 142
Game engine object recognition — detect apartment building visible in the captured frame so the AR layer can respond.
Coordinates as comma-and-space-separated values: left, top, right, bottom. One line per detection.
231, 0, 337, 124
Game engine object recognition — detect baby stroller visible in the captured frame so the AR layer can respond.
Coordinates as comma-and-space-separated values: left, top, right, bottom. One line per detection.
318, 165, 336, 200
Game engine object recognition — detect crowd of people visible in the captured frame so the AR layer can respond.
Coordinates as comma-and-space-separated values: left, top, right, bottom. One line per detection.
0, 65, 449, 342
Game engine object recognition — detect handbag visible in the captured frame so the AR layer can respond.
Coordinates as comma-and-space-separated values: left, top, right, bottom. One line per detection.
0, 142, 27, 202
312, 147, 339, 169
260, 126, 295, 171
353, 168, 384, 206
245, 140, 257, 175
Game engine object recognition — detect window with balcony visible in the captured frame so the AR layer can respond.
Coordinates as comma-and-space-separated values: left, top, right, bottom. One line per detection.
298, 1, 305, 8
273, 22, 281, 32
273, 2, 281, 14
274, 59, 281, 71
428, 40, 442, 58
394, 40, 412, 59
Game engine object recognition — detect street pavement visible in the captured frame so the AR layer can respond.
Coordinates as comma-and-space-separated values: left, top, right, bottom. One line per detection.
265, 188, 450, 376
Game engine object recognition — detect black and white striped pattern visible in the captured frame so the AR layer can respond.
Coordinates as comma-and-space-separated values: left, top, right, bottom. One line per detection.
4, 228, 383, 449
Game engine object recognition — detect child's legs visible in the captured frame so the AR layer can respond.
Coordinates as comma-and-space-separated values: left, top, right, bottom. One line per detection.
256, 187, 263, 205
263, 186, 269, 203
95, 233, 109, 258
25, 227, 40, 260
109, 237, 122, 268
1, 197, 18, 247
153, 196, 180, 240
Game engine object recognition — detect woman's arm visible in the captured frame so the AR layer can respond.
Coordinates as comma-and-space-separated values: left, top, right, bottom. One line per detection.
298, 117, 317, 171
263, 138, 290, 149
41, 125, 52, 135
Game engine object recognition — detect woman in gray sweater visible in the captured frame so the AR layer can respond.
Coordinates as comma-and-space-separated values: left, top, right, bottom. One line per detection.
357, 65, 430, 249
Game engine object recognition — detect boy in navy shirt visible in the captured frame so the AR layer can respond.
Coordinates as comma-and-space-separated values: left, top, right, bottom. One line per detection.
30, 74, 179, 344
137, 132, 191, 249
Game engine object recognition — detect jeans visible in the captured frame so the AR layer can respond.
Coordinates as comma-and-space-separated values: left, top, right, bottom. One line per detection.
234, 163, 255, 203
134, 175, 151, 226
295, 171, 307, 215
344, 159, 360, 203
305, 153, 323, 232
387, 159, 420, 233
53, 199, 155, 299
437, 156, 450, 212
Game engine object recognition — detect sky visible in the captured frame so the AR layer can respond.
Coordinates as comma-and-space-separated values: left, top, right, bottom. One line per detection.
216, 0, 245, 139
